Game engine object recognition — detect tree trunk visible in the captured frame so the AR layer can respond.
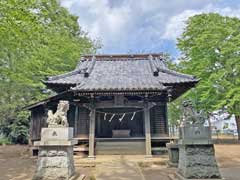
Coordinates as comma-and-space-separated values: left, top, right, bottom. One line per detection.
235, 115, 240, 140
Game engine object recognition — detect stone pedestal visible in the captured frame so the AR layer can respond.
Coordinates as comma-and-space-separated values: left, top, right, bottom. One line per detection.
33, 128, 77, 180
178, 126, 212, 145
178, 144, 221, 179
166, 142, 179, 167
177, 126, 222, 179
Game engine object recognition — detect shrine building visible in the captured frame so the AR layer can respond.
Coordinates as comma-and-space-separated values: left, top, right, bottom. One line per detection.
26, 53, 199, 157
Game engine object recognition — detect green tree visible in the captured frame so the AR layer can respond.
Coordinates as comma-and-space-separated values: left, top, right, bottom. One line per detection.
177, 13, 240, 139
0, 0, 98, 143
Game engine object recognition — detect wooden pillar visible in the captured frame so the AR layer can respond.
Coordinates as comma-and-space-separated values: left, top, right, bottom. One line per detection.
88, 105, 96, 159
165, 102, 169, 135
74, 106, 79, 137
29, 111, 34, 146
144, 101, 152, 157
97, 113, 101, 137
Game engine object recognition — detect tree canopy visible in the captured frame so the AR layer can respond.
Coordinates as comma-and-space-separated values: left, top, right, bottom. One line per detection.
172, 13, 240, 138
0, 0, 98, 143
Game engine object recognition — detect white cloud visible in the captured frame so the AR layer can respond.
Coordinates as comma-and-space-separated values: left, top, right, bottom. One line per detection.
162, 4, 240, 41
60, 0, 132, 51
60, 0, 240, 54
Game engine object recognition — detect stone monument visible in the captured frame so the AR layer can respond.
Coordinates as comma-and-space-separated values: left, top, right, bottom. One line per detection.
33, 100, 77, 180
176, 101, 222, 179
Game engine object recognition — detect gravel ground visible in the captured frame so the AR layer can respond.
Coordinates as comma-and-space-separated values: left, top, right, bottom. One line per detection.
0, 144, 239, 180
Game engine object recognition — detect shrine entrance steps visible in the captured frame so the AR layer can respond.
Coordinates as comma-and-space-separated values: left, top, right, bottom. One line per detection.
74, 155, 171, 180
72, 138, 170, 156
96, 139, 145, 155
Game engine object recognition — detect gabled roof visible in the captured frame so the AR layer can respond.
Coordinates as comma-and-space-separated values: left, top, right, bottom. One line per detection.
44, 54, 199, 93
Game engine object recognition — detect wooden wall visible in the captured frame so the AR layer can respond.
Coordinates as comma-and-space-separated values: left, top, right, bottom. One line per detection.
67, 105, 76, 128
75, 106, 90, 138
150, 103, 168, 136
30, 104, 77, 142
29, 102, 168, 142
30, 106, 47, 142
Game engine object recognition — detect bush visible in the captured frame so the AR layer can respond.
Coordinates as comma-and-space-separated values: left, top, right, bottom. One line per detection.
0, 111, 30, 144
8, 111, 30, 144
0, 136, 11, 145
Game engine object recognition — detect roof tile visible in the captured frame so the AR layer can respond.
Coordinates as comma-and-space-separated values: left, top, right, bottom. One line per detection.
45, 55, 198, 92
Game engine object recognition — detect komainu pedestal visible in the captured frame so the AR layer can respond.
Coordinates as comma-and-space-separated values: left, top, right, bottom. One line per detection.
175, 101, 222, 179
33, 128, 76, 180
177, 125, 221, 179
33, 100, 77, 180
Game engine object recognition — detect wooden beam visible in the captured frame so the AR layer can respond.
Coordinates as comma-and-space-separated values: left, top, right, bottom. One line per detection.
92, 101, 146, 109
80, 101, 156, 112
144, 101, 152, 158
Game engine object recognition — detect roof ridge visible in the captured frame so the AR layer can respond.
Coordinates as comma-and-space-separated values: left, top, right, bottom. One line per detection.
84, 56, 96, 77
79, 57, 167, 62
81, 53, 164, 60
159, 68, 196, 79
47, 69, 81, 81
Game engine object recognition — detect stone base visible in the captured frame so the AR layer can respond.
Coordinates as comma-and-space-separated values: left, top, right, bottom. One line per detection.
168, 162, 178, 168
33, 146, 75, 180
178, 144, 221, 179
169, 173, 224, 180
34, 139, 77, 146
167, 143, 179, 167
173, 172, 224, 180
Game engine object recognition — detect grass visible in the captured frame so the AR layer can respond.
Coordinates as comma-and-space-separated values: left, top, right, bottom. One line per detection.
0, 137, 11, 145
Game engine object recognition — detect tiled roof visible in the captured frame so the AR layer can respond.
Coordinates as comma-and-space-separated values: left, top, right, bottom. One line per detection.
45, 54, 199, 92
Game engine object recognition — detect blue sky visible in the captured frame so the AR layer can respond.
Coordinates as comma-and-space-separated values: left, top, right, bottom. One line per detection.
60, 0, 240, 59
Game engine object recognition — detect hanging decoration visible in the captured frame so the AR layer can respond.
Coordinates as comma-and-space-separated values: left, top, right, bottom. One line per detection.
131, 112, 136, 121
89, 111, 92, 117
109, 114, 115, 122
94, 106, 152, 123
119, 113, 126, 122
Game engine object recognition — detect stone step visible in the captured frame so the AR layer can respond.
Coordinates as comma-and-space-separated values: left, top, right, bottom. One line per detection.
74, 145, 88, 152
96, 141, 145, 155
152, 147, 168, 155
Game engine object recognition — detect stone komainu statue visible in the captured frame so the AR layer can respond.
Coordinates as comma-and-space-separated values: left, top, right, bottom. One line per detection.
47, 100, 69, 127
182, 100, 205, 126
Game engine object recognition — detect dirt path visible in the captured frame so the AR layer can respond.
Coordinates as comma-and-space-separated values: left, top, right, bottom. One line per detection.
94, 158, 174, 180
215, 144, 240, 180
0, 145, 36, 180
215, 144, 240, 168
94, 156, 145, 180
0, 144, 240, 180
